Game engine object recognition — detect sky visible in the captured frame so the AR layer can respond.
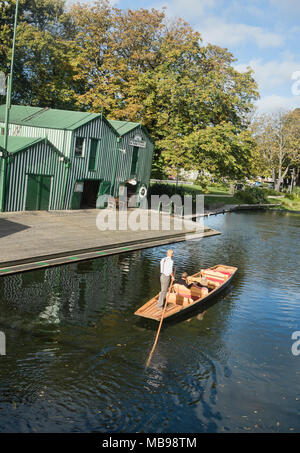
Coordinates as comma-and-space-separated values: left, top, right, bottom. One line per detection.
66, 0, 300, 113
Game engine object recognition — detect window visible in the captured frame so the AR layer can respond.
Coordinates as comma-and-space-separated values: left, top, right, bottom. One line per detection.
74, 137, 85, 157
88, 139, 99, 171
130, 146, 139, 176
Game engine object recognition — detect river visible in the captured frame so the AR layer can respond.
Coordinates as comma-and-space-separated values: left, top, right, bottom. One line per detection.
0, 211, 299, 433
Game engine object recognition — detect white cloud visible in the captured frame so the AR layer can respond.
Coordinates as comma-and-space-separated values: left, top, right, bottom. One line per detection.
235, 58, 300, 93
150, 1, 284, 49
256, 95, 300, 113
198, 17, 284, 48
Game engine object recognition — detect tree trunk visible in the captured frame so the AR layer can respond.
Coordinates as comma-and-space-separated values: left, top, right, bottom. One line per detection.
274, 169, 281, 192
275, 179, 281, 192
289, 168, 296, 193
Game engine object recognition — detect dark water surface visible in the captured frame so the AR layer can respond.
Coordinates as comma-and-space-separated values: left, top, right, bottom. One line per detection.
0, 211, 299, 433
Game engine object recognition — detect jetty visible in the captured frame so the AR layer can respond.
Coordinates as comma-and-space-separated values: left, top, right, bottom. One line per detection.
0, 209, 220, 276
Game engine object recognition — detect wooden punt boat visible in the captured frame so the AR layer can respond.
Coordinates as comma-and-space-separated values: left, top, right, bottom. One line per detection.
134, 264, 238, 322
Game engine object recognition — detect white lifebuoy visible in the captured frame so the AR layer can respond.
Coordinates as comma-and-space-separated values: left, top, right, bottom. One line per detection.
138, 185, 147, 198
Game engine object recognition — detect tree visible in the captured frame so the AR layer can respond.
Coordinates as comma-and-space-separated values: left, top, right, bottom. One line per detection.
70, 1, 259, 177
1, 0, 259, 180
0, 0, 80, 108
161, 122, 257, 180
252, 110, 300, 191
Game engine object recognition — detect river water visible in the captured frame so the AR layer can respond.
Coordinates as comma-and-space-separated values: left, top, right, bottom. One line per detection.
0, 211, 299, 433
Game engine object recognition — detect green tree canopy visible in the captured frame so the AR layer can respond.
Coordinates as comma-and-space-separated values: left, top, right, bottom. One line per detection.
252, 110, 300, 191
0, 0, 259, 179
70, 1, 259, 178
0, 0, 80, 108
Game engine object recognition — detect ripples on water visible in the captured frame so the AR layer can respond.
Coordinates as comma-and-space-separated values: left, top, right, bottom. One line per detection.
0, 211, 299, 432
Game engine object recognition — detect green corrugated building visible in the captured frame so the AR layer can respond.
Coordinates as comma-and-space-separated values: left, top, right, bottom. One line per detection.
107, 120, 154, 205
0, 105, 154, 211
0, 136, 67, 211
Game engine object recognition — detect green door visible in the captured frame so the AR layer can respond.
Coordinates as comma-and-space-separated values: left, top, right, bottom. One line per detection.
39, 176, 51, 210
70, 181, 84, 209
96, 180, 111, 208
25, 175, 51, 211
98, 180, 111, 196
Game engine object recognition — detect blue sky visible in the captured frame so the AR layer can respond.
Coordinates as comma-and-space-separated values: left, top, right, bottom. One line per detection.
66, 0, 300, 113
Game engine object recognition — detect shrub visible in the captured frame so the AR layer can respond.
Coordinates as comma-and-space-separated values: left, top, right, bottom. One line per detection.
235, 187, 268, 204
293, 187, 300, 196
148, 183, 199, 200
285, 192, 299, 201
148, 183, 185, 199
260, 187, 281, 196
194, 175, 210, 192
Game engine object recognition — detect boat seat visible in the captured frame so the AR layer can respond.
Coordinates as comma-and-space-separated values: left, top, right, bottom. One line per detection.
172, 284, 207, 304
168, 286, 193, 306
202, 270, 228, 286
215, 266, 233, 276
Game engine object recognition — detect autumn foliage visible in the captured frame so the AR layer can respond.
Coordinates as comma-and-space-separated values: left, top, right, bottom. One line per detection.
0, 0, 260, 179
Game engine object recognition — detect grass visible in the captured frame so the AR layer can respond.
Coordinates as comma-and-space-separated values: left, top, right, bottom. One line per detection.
149, 180, 300, 211
152, 181, 232, 195
268, 196, 300, 212
203, 195, 241, 210
185, 182, 232, 195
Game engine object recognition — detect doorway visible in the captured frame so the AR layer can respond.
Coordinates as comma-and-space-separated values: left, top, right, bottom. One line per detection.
80, 180, 101, 208
25, 174, 52, 211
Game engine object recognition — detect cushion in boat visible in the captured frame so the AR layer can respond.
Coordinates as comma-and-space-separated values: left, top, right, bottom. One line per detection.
205, 276, 224, 284
203, 270, 226, 279
215, 267, 232, 275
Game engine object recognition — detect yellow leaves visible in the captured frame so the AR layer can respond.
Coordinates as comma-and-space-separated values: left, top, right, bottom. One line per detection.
1, 0, 259, 179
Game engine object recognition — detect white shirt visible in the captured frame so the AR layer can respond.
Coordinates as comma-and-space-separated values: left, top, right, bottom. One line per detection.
160, 256, 173, 276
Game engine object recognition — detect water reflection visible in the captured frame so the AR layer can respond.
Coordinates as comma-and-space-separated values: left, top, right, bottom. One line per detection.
0, 211, 299, 432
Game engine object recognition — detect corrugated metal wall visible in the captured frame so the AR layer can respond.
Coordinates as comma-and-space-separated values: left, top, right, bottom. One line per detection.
63, 118, 118, 208
5, 142, 66, 212
115, 125, 154, 197
0, 123, 73, 157
1, 117, 154, 210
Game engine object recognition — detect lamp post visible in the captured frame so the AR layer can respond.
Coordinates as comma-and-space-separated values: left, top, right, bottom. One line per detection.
0, 0, 19, 212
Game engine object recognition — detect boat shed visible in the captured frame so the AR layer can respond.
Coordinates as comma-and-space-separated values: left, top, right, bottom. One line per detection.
0, 105, 119, 210
0, 136, 67, 212
0, 105, 154, 211
107, 120, 154, 206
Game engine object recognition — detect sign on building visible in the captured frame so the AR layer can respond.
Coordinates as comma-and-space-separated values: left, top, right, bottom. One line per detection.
74, 182, 84, 192
129, 134, 146, 148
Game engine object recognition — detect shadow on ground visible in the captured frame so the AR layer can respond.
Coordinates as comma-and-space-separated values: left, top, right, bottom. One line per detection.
0, 218, 30, 239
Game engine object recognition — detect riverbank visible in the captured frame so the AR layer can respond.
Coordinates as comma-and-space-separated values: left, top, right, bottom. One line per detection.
193, 203, 278, 218
268, 195, 300, 212
150, 180, 300, 213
